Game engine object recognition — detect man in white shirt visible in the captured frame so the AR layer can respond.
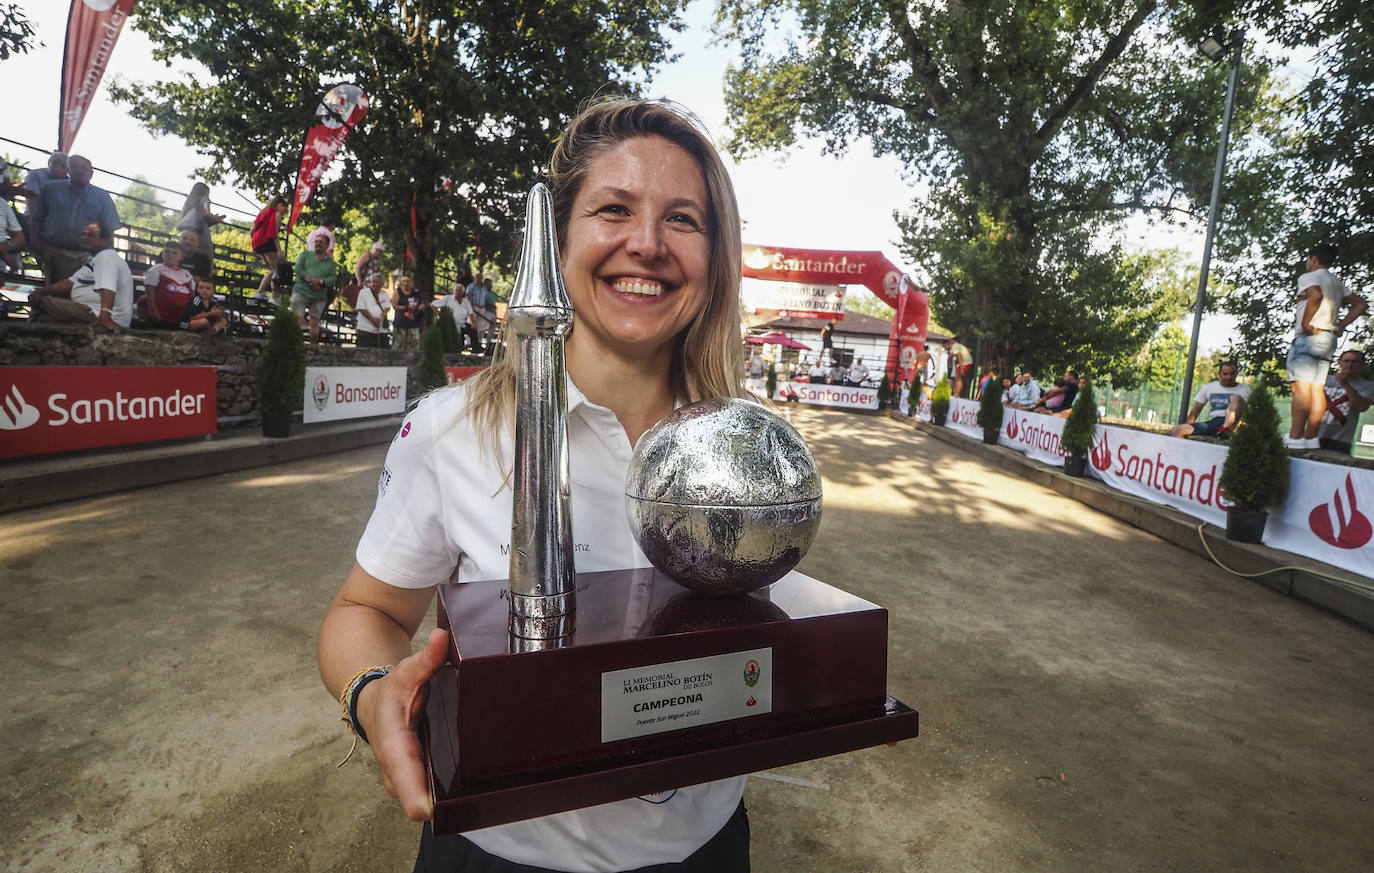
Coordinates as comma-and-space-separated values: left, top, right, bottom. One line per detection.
1318, 349, 1374, 454
29, 221, 132, 332
435, 283, 478, 352
0, 199, 24, 272
807, 358, 827, 382
1286, 244, 1368, 448
846, 356, 869, 386
1005, 370, 1043, 409
354, 273, 392, 348
1170, 360, 1251, 438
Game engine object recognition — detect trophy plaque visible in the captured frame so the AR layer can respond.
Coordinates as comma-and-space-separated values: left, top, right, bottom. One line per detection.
423, 185, 919, 835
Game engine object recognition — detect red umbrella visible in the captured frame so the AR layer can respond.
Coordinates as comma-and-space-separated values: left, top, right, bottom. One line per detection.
746, 331, 812, 350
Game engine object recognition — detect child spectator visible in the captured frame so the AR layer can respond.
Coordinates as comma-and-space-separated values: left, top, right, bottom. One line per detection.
137, 242, 195, 328
181, 281, 228, 335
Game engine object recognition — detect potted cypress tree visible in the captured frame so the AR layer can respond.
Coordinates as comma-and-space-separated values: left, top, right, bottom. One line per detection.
931, 377, 951, 426
438, 306, 461, 353
1218, 384, 1289, 542
256, 302, 306, 438
907, 378, 922, 416
977, 374, 1003, 443
877, 373, 892, 408
765, 362, 778, 399
1059, 378, 1099, 477
418, 322, 449, 392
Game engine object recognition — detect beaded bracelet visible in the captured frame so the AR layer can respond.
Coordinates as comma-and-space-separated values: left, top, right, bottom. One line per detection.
336, 664, 392, 766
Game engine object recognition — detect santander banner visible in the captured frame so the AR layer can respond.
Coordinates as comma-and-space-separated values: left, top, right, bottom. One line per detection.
744, 378, 880, 411
0, 366, 217, 458
924, 404, 1374, 578
289, 84, 370, 233
303, 367, 406, 424
60, 0, 138, 153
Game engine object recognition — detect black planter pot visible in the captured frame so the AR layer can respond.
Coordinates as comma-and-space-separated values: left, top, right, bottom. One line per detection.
262, 410, 292, 439
982, 427, 1000, 445
1226, 508, 1268, 543
933, 411, 947, 426
1063, 452, 1089, 477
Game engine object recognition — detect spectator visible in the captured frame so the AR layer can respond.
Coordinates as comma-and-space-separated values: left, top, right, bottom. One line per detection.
30, 154, 120, 285
0, 196, 24, 272
251, 195, 288, 300
28, 220, 131, 332
477, 276, 498, 351
291, 231, 338, 345
1286, 244, 1368, 449
306, 216, 337, 259
354, 273, 391, 348
807, 357, 826, 383
434, 283, 479, 352
1170, 360, 1250, 439
391, 273, 425, 351
20, 152, 68, 242
828, 355, 846, 385
181, 281, 228, 335
1050, 374, 1092, 418
1005, 369, 1043, 409
355, 240, 385, 286
999, 375, 1014, 404
1318, 349, 1374, 454
847, 356, 869, 386
943, 336, 972, 398
137, 242, 195, 329
1032, 370, 1078, 414
177, 182, 225, 273
178, 228, 212, 282
746, 349, 765, 379
465, 270, 485, 304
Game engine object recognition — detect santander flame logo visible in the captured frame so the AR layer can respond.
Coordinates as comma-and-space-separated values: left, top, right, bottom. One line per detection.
1090, 432, 1113, 471
1006, 414, 1019, 440
1308, 474, 1373, 550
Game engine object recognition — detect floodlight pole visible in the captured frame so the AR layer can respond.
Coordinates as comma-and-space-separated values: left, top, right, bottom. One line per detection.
1179, 29, 1244, 424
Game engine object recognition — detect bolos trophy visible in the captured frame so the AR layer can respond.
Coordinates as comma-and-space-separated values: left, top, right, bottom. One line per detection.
423, 184, 919, 834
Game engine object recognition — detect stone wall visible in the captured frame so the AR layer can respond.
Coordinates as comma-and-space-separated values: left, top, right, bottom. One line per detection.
0, 322, 487, 419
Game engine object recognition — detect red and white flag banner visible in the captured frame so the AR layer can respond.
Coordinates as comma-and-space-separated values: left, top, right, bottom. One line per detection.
289, 83, 370, 233
59, 0, 137, 153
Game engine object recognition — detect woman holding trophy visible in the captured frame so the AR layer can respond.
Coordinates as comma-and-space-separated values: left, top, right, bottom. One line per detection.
318, 98, 750, 871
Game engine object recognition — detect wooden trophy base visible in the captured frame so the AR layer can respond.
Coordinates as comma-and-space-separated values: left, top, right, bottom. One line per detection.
424, 568, 919, 834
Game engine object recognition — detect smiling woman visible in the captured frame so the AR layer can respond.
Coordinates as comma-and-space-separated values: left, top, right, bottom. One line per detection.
317, 98, 753, 873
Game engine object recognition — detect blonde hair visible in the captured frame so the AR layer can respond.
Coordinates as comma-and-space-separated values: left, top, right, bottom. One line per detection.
463, 97, 745, 447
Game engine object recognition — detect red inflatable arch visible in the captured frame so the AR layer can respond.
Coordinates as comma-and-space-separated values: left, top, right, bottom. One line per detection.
741, 244, 930, 385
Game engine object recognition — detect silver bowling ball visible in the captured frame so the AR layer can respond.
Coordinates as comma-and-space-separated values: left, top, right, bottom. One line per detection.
625, 397, 823, 596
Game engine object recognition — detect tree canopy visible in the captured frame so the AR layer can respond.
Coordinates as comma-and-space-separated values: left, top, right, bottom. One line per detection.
109, 0, 689, 296
716, 0, 1278, 382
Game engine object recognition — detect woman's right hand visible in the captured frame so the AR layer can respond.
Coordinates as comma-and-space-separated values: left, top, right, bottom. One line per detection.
356, 627, 452, 821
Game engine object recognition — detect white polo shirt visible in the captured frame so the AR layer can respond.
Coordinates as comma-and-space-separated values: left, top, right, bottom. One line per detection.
356, 379, 746, 871
354, 285, 390, 334
69, 247, 134, 328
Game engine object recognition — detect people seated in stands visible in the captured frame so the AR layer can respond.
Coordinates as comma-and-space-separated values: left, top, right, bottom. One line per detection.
1169, 360, 1250, 439
807, 357, 826, 383
354, 273, 392, 348
182, 281, 228, 335
1004, 370, 1043, 409
1049, 373, 1091, 418
178, 182, 225, 279
847, 356, 869, 386
1031, 370, 1079, 414
28, 220, 132, 332
30, 154, 121, 285
434, 283, 479, 352
0, 196, 24, 272
178, 228, 213, 282
137, 242, 195, 328
292, 231, 338, 346
1318, 349, 1374, 454
999, 375, 1014, 404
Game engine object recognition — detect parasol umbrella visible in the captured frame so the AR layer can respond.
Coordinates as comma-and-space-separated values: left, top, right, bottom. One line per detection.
746, 331, 812, 350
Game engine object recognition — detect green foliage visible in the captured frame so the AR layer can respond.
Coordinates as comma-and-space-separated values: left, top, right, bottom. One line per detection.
845, 290, 895, 321
765, 362, 778, 398
0, 3, 36, 61
256, 303, 306, 412
1060, 379, 1100, 455
907, 377, 922, 413
931, 378, 951, 418
977, 375, 1003, 431
417, 326, 448, 392
877, 373, 892, 405
1218, 384, 1289, 511
438, 306, 461, 354
717, 0, 1280, 378
110, 0, 690, 298
117, 179, 179, 237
